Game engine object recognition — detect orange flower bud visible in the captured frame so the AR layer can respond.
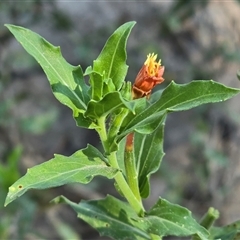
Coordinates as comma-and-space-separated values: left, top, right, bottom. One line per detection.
125, 53, 165, 153
132, 53, 164, 99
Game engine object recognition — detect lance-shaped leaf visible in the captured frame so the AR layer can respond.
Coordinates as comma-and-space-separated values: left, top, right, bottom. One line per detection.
5, 145, 118, 206
54, 195, 209, 239
134, 117, 166, 198
145, 198, 209, 239
119, 80, 240, 138
151, 80, 240, 112
210, 220, 240, 240
93, 21, 136, 91
85, 91, 135, 119
53, 195, 151, 240
5, 24, 90, 117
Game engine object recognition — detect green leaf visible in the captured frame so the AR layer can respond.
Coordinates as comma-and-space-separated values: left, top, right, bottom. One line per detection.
72, 67, 91, 107
5, 145, 118, 206
146, 198, 209, 239
120, 81, 132, 100
118, 109, 166, 140
54, 195, 209, 239
105, 81, 133, 153
85, 91, 135, 119
53, 195, 151, 240
74, 112, 98, 129
93, 21, 136, 91
151, 80, 240, 112
117, 80, 240, 184
88, 68, 104, 101
86, 67, 116, 101
210, 220, 240, 240
103, 78, 117, 96
119, 80, 240, 138
134, 119, 166, 198
117, 98, 151, 138
5, 24, 90, 117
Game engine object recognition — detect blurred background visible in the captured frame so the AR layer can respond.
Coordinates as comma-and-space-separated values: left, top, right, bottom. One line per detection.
1, 1, 240, 239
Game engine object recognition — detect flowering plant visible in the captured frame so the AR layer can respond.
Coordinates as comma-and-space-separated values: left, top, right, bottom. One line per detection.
4, 21, 240, 239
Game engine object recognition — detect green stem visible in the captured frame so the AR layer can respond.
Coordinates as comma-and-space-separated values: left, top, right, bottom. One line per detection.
199, 207, 219, 229
97, 117, 145, 216
192, 207, 219, 240
124, 149, 141, 202
97, 117, 109, 150
109, 152, 144, 216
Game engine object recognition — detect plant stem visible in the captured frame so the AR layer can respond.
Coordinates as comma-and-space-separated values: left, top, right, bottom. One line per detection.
199, 207, 219, 229
97, 117, 145, 216
97, 117, 109, 151
191, 207, 219, 240
125, 134, 141, 202
109, 151, 144, 216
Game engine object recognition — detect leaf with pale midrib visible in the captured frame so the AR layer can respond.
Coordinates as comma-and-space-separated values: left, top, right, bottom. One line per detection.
5, 145, 118, 206
5, 24, 90, 118
119, 80, 240, 138
54, 195, 209, 239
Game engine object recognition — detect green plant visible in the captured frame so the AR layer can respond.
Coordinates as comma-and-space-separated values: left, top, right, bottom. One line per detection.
4, 21, 240, 239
